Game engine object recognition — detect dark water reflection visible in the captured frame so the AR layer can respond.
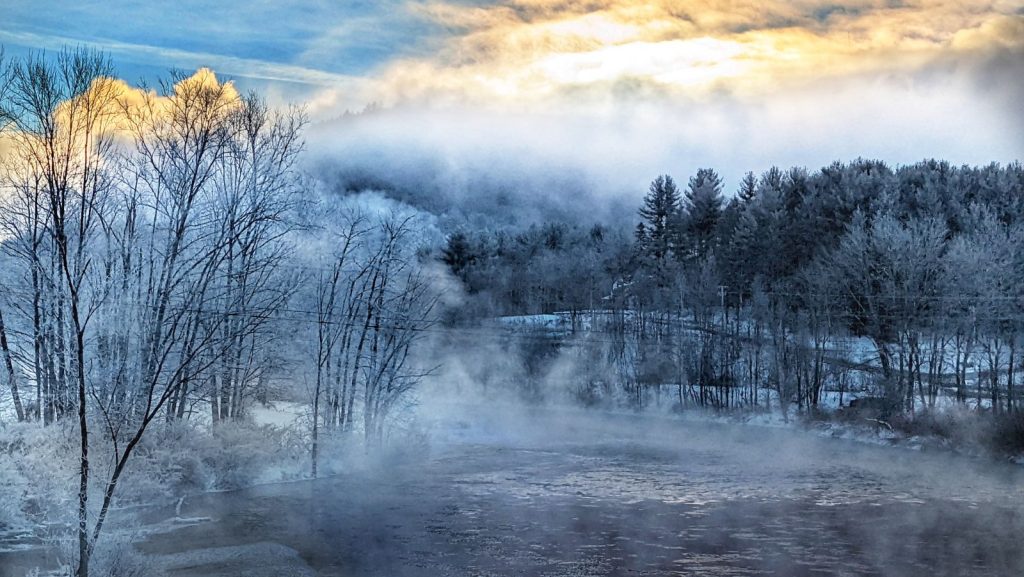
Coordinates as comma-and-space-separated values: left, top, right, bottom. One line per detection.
131, 411, 1024, 577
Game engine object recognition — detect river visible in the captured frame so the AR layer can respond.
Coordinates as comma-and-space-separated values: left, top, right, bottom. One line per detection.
5, 408, 1024, 576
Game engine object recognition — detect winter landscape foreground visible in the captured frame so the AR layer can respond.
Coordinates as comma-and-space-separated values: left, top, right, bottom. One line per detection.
3, 406, 1024, 577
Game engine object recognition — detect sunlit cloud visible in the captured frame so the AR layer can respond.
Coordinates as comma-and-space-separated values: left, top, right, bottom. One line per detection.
1, 68, 241, 171
296, 0, 1022, 203
3, 1, 1021, 112
344, 0, 1024, 108
4, 0, 1019, 177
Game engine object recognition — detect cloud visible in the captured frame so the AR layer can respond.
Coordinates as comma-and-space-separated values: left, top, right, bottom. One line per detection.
5, 0, 1018, 223
305, 56, 1021, 229
294, 0, 1015, 220
951, 13, 1024, 50
297, 0, 1022, 206
5, 1, 1021, 116
2, 66, 244, 171
332, 1, 1024, 108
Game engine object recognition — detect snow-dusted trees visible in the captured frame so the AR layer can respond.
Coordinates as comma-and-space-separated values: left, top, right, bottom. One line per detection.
680, 168, 724, 263
438, 158, 1023, 417
307, 206, 438, 475
945, 209, 1023, 412
0, 48, 123, 576
89, 78, 305, 575
1, 47, 446, 570
0, 50, 308, 576
201, 93, 305, 422
636, 174, 680, 265
827, 212, 949, 411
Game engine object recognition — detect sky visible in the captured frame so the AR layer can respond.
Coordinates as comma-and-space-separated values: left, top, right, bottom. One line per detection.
2, 0, 1023, 199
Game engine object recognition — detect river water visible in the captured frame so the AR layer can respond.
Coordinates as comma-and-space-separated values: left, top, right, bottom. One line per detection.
5, 409, 1024, 576
143, 409, 1024, 577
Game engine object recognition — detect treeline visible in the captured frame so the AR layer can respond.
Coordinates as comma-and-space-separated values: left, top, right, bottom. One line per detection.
441, 222, 630, 321
443, 160, 1024, 417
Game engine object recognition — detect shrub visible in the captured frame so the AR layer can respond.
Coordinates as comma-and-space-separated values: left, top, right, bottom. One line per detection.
54, 532, 161, 577
988, 412, 1024, 457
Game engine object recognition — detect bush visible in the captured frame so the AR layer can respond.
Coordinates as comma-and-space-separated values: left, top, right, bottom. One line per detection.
885, 408, 1024, 459
121, 420, 308, 497
0, 422, 78, 527
197, 423, 307, 490
988, 413, 1024, 457
0, 416, 313, 540
890, 409, 967, 440
54, 532, 161, 577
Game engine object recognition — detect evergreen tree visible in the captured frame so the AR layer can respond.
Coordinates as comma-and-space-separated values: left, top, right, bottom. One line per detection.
759, 166, 784, 196
738, 171, 757, 204
441, 232, 477, 279
634, 222, 649, 248
638, 174, 681, 262
683, 168, 724, 261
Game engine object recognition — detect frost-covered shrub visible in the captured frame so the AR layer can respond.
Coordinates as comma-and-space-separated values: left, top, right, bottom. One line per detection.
115, 420, 307, 498
381, 411, 431, 457
117, 421, 215, 503
0, 455, 28, 530
197, 422, 307, 490
890, 409, 967, 441
989, 413, 1024, 457
880, 407, 1024, 458
55, 532, 161, 577
1, 415, 314, 532
0, 422, 77, 526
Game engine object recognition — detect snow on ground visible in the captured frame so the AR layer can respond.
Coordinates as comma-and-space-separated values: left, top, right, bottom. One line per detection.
153, 542, 315, 577
250, 401, 306, 428
495, 313, 569, 333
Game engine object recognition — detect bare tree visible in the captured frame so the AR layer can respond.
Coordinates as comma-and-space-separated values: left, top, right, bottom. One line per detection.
310, 212, 368, 477
203, 93, 305, 423
0, 47, 122, 577
303, 206, 439, 469
1, 53, 308, 576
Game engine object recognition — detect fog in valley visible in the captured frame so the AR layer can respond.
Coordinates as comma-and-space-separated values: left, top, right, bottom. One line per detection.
1, 2, 1024, 576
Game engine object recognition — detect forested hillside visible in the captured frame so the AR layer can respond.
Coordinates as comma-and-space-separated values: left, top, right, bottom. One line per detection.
441, 160, 1024, 419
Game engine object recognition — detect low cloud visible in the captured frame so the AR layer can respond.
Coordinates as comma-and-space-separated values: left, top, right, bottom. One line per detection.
306, 46, 1022, 228
298, 1, 1022, 227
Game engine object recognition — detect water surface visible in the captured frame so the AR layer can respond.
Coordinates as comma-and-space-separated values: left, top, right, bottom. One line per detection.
130, 410, 1024, 577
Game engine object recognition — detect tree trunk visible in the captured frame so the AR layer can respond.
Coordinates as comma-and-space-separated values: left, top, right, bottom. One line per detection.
1008, 340, 1017, 413
0, 308, 26, 421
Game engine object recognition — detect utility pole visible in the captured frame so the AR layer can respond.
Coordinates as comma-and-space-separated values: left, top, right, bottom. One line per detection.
718, 285, 728, 329
718, 284, 729, 408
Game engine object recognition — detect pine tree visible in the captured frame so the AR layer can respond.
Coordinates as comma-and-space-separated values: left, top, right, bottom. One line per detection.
683, 168, 724, 261
738, 171, 757, 204
441, 232, 476, 279
759, 166, 784, 196
638, 175, 681, 262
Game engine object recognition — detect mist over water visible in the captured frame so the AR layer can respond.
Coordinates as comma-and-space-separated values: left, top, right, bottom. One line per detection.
118, 405, 1024, 577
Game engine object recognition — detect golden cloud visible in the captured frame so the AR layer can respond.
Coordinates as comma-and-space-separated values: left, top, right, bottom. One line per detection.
24, 68, 238, 142
361, 0, 1024, 107
1, 68, 240, 190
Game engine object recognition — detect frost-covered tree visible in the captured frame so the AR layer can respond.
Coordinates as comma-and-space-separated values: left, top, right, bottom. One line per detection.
0, 50, 307, 576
